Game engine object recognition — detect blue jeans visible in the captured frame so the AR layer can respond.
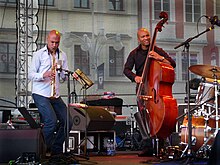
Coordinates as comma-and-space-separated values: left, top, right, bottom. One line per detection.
32, 93, 73, 154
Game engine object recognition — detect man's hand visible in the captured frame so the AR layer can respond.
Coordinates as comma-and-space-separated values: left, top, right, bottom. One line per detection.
148, 51, 170, 64
135, 76, 142, 84
43, 71, 55, 80
148, 51, 164, 61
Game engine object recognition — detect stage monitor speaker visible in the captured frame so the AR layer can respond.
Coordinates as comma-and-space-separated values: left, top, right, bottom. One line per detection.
208, 130, 220, 165
69, 106, 115, 131
0, 110, 11, 123
0, 128, 46, 163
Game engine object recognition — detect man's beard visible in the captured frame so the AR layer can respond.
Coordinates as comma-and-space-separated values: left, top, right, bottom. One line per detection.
143, 40, 150, 46
144, 42, 150, 47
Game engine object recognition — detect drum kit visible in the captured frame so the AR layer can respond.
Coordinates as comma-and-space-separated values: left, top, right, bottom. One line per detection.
180, 64, 220, 157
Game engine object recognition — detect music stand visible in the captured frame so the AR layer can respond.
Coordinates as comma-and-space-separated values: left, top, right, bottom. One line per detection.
73, 69, 94, 157
74, 69, 94, 90
18, 107, 40, 129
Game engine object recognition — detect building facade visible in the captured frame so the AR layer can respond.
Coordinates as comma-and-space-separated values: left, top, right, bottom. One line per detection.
0, 0, 219, 112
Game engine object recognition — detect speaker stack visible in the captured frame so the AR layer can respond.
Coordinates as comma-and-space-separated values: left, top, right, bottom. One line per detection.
208, 131, 220, 165
0, 128, 45, 163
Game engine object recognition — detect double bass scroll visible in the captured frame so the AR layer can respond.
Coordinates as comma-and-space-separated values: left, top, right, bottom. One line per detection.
137, 11, 178, 139
137, 11, 168, 98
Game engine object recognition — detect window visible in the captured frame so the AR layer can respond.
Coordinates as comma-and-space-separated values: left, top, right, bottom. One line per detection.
182, 53, 198, 80
168, 52, 176, 79
109, 0, 124, 11
0, 43, 16, 73
185, 0, 201, 22
74, 0, 89, 9
154, 0, 170, 19
38, 0, 54, 6
74, 45, 90, 75
109, 46, 124, 76
0, 0, 16, 3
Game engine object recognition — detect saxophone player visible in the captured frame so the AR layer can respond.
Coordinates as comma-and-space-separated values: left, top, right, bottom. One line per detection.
28, 30, 73, 157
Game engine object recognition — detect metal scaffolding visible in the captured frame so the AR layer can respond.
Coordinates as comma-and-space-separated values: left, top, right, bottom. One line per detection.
16, 0, 38, 107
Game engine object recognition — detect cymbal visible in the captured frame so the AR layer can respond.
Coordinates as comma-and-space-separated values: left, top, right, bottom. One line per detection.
205, 78, 220, 83
189, 64, 220, 79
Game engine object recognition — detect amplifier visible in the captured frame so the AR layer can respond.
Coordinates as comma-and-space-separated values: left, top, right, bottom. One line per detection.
0, 128, 46, 163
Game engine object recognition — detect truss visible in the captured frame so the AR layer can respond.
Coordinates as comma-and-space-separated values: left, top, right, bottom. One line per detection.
16, 0, 38, 107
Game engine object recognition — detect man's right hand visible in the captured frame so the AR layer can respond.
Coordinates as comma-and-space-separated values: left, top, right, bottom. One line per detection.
43, 71, 54, 80
135, 76, 142, 84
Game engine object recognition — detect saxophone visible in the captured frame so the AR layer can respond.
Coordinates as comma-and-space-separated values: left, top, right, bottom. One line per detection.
50, 54, 56, 98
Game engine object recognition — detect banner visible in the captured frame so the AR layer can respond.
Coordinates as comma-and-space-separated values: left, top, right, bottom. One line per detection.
97, 63, 104, 89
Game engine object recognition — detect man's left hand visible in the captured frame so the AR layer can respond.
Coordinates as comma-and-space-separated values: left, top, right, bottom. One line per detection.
148, 51, 164, 61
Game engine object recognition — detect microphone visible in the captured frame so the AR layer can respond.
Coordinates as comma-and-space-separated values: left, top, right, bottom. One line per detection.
56, 60, 62, 76
206, 15, 220, 26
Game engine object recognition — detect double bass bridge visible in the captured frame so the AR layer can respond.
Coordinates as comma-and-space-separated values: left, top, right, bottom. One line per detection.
138, 95, 153, 101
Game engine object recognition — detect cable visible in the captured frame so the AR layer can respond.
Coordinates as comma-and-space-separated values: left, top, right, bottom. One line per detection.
196, 15, 209, 34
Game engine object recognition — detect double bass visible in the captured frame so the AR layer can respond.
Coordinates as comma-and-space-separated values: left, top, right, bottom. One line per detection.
137, 12, 178, 139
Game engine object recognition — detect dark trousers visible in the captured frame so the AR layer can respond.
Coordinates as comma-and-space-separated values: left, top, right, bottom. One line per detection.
33, 94, 73, 154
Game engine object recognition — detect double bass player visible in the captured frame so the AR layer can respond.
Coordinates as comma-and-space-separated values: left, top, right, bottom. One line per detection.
123, 27, 176, 156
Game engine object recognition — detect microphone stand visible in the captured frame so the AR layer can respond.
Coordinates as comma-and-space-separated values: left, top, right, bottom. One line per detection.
61, 69, 77, 153
64, 69, 72, 153
71, 79, 78, 103
174, 25, 214, 162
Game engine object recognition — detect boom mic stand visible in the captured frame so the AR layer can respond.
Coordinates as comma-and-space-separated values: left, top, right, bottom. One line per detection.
64, 69, 73, 153
57, 68, 78, 153
174, 25, 214, 163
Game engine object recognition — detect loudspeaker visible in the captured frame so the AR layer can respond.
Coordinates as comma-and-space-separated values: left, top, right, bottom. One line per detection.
0, 128, 46, 163
0, 110, 11, 123
69, 106, 115, 131
208, 131, 220, 165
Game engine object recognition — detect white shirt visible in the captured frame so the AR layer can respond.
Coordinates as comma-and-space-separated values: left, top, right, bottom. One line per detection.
28, 46, 68, 98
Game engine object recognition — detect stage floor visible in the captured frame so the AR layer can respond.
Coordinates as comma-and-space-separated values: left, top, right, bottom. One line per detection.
83, 151, 156, 165
0, 150, 209, 164
39, 150, 208, 165
40, 151, 162, 165
83, 151, 208, 165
